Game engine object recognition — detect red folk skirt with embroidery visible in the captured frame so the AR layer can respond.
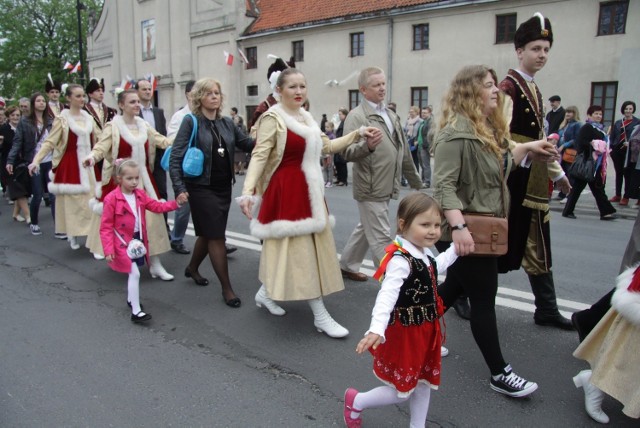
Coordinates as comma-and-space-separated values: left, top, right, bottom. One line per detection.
371, 319, 442, 397
52, 131, 81, 185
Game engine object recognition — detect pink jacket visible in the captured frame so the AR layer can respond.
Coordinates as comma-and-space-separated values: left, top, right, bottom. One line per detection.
100, 187, 178, 273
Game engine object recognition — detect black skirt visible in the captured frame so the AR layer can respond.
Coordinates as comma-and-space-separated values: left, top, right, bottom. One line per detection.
8, 164, 31, 200
186, 181, 232, 239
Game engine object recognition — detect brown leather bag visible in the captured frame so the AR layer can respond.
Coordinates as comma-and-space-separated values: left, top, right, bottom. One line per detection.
462, 213, 508, 256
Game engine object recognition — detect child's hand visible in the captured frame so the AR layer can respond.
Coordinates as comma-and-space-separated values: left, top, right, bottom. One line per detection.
176, 192, 189, 206
356, 333, 382, 354
105, 254, 114, 262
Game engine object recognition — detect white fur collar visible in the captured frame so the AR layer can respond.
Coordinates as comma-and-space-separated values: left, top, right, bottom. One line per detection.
612, 264, 640, 327
61, 109, 94, 136
113, 115, 148, 146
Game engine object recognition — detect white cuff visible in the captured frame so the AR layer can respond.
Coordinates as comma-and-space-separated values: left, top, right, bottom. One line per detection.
552, 171, 566, 182
520, 153, 532, 168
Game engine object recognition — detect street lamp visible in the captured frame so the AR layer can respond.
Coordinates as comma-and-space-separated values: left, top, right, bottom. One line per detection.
76, 0, 86, 83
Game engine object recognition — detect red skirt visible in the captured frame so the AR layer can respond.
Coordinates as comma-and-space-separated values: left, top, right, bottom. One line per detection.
371, 321, 442, 396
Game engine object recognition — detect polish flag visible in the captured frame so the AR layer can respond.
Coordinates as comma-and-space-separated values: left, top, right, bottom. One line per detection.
63, 61, 73, 71
70, 61, 82, 74
120, 75, 134, 90
144, 73, 158, 91
237, 48, 249, 64
224, 50, 234, 66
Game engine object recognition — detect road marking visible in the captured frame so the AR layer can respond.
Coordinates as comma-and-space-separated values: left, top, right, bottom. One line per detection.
169, 221, 585, 315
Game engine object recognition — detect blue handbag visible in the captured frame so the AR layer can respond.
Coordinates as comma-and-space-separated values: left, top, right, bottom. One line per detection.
181, 114, 204, 177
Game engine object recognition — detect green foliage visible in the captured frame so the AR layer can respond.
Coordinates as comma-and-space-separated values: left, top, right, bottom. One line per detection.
0, 0, 104, 100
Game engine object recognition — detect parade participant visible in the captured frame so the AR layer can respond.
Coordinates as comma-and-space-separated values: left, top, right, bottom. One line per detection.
83, 78, 116, 142
7, 93, 52, 228
100, 159, 185, 323
333, 108, 349, 186
249, 56, 294, 129
44, 75, 65, 121
562, 105, 617, 220
84, 89, 174, 281
1, 106, 21, 201
498, 12, 573, 330
339, 67, 422, 280
572, 264, 640, 423
609, 101, 640, 206
344, 193, 458, 428
434, 64, 558, 397
417, 106, 433, 187
404, 105, 422, 172
28, 84, 96, 244
170, 78, 254, 308
18, 98, 30, 116
238, 68, 382, 334
546, 95, 565, 134
555, 105, 582, 201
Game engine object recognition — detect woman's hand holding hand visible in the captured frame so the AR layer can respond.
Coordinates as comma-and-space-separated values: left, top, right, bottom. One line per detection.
452, 228, 475, 256
363, 127, 382, 151
105, 254, 114, 262
528, 139, 559, 163
82, 155, 95, 168
6, 164, 13, 175
28, 163, 39, 176
239, 198, 254, 220
356, 333, 382, 354
176, 192, 189, 206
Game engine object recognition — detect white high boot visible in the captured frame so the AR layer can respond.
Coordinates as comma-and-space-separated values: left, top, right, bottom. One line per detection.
255, 285, 286, 316
149, 256, 174, 281
68, 236, 80, 250
573, 369, 609, 424
308, 297, 348, 338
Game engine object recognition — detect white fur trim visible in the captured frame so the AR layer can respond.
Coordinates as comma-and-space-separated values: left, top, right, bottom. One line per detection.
612, 264, 640, 326
48, 110, 95, 195
89, 197, 103, 215
249, 104, 330, 239
112, 116, 157, 200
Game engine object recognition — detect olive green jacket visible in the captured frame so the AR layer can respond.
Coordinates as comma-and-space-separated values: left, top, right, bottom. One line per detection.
433, 116, 515, 240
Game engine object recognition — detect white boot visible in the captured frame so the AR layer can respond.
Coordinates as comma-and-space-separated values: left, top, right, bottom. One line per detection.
308, 297, 348, 338
255, 285, 286, 316
68, 236, 80, 250
573, 369, 609, 424
149, 256, 174, 281
93, 253, 105, 260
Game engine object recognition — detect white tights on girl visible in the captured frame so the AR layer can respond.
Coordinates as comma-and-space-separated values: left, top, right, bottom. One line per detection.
127, 262, 144, 315
352, 384, 432, 428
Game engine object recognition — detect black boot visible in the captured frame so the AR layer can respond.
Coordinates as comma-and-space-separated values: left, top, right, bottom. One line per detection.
528, 272, 573, 330
452, 296, 471, 320
571, 288, 614, 342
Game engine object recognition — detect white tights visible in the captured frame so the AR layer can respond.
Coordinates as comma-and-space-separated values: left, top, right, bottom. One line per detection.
127, 263, 143, 314
352, 384, 431, 428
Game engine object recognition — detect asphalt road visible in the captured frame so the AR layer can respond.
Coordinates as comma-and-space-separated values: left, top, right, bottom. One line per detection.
0, 171, 637, 427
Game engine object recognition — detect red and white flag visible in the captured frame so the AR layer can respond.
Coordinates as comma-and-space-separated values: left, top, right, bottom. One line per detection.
144, 73, 158, 91
237, 48, 249, 64
224, 50, 234, 66
63, 61, 73, 71
119, 75, 134, 90
70, 61, 82, 74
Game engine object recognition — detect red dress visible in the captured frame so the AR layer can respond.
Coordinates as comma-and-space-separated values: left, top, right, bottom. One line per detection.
257, 130, 313, 223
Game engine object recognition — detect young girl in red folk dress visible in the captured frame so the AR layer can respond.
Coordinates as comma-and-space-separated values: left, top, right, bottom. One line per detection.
344, 193, 458, 428
100, 159, 185, 323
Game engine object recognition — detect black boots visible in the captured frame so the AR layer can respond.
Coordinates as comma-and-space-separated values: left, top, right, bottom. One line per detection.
528, 272, 573, 330
571, 288, 614, 341
452, 296, 471, 320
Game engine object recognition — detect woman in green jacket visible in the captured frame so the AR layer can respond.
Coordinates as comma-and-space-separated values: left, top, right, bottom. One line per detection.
433, 65, 557, 398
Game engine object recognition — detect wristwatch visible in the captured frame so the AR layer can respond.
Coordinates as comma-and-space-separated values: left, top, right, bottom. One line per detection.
451, 223, 467, 231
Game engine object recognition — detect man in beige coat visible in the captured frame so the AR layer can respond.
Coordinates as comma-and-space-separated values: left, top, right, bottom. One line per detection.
339, 67, 423, 280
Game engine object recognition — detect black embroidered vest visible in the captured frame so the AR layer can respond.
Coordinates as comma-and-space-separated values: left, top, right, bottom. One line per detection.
388, 253, 441, 327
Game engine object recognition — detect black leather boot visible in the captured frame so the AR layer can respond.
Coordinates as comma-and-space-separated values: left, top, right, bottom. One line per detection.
528, 272, 573, 330
452, 296, 471, 320
571, 288, 614, 341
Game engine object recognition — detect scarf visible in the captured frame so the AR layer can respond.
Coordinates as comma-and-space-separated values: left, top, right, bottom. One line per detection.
620, 118, 633, 143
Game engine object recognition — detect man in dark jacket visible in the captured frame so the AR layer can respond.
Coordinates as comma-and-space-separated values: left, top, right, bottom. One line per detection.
546, 95, 565, 134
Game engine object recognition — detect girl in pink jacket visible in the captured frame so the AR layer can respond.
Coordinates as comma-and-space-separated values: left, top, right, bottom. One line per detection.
100, 159, 185, 323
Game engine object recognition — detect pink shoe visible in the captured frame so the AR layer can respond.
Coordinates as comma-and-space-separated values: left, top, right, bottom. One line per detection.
343, 388, 362, 427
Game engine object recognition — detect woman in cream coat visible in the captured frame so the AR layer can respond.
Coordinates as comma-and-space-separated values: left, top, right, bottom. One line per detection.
84, 89, 174, 280
238, 68, 381, 338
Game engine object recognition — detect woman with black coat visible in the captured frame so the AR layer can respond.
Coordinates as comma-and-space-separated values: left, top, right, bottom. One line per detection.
562, 105, 618, 220
170, 78, 254, 308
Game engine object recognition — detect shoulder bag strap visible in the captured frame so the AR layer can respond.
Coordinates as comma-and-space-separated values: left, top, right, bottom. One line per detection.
187, 113, 198, 148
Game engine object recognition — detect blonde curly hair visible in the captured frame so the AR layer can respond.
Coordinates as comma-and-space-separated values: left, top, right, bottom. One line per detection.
439, 65, 509, 156
190, 78, 224, 119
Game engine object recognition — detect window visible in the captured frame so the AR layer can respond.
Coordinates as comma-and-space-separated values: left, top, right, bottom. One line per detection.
411, 87, 429, 109
246, 47, 257, 69
246, 85, 258, 97
292, 40, 304, 62
591, 82, 618, 127
412, 24, 429, 50
349, 90, 362, 110
495, 13, 517, 44
598, 1, 629, 35
350, 32, 364, 57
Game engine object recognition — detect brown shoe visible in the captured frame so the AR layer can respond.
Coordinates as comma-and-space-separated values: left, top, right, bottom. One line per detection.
609, 195, 621, 202
341, 269, 368, 282
620, 198, 629, 206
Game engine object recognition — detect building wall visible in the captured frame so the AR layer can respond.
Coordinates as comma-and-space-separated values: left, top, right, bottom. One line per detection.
88, 0, 639, 127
